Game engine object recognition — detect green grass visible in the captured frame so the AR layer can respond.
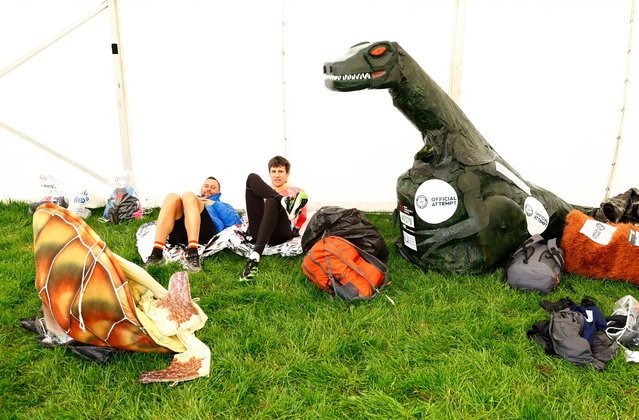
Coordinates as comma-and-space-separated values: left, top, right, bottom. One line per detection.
1, 201, 639, 419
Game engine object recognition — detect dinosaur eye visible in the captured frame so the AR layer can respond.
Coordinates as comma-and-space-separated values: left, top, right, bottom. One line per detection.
370, 46, 387, 57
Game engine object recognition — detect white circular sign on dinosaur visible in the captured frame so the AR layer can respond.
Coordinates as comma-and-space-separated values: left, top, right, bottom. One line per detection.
524, 196, 549, 235
414, 179, 458, 224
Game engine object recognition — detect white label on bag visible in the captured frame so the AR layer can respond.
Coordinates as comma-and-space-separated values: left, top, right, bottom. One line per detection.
400, 211, 415, 228
403, 230, 417, 251
414, 179, 458, 224
584, 310, 594, 323
579, 219, 616, 245
523, 196, 549, 235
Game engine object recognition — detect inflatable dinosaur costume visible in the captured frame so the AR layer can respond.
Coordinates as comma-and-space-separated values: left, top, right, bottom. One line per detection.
31, 203, 209, 384
324, 41, 589, 273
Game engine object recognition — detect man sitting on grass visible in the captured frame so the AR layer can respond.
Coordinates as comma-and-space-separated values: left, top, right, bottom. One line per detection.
240, 155, 308, 282
146, 176, 241, 273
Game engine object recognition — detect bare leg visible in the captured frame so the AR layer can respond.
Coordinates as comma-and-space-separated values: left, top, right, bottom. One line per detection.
154, 193, 184, 244
181, 192, 205, 244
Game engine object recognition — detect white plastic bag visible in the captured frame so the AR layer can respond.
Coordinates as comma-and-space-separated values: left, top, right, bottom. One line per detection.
606, 295, 639, 362
29, 174, 69, 214
68, 189, 91, 219
101, 173, 143, 223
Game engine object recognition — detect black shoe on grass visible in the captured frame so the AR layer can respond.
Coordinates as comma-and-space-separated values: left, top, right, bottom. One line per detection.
239, 258, 259, 282
185, 249, 202, 273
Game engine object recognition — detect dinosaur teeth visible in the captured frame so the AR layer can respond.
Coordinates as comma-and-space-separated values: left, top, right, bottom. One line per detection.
325, 73, 371, 81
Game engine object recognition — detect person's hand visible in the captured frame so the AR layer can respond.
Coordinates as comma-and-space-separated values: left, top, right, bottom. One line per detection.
200, 197, 213, 206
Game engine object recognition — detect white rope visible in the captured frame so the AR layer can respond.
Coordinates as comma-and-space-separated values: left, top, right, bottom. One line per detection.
0, 1, 108, 79
604, 0, 636, 201
0, 120, 110, 185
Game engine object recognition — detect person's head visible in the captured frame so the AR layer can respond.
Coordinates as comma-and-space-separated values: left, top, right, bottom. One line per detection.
201, 176, 220, 197
268, 155, 291, 189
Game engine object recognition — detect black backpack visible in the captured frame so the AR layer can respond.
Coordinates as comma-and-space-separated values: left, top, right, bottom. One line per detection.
301, 206, 388, 263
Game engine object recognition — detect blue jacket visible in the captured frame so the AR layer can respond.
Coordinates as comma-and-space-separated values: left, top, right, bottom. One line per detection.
204, 193, 241, 232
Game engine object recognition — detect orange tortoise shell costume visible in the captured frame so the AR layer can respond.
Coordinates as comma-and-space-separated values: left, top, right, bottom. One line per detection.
32, 202, 209, 384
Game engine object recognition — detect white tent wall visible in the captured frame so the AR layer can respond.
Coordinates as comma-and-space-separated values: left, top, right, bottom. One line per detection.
0, 0, 636, 213
284, 0, 455, 211
460, 0, 638, 207
0, 1, 121, 205
116, 0, 285, 210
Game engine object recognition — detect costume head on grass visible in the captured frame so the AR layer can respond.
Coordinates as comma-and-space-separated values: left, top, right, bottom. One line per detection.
324, 41, 589, 273
30, 203, 209, 384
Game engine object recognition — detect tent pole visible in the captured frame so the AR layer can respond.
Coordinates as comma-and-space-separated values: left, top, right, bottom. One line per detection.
107, 0, 134, 175
604, 0, 635, 201
281, 0, 289, 157
0, 120, 110, 185
0, 1, 108, 80
448, 0, 467, 104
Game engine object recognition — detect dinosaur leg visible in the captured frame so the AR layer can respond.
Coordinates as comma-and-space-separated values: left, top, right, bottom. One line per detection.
476, 195, 527, 268
416, 170, 488, 259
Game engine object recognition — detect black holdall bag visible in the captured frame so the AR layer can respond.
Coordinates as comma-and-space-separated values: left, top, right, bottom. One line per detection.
301, 206, 389, 263
504, 234, 565, 294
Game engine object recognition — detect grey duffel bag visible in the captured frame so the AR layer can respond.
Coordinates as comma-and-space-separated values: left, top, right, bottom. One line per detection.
504, 234, 564, 294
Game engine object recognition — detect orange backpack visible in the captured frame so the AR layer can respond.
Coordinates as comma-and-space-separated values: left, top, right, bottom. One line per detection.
302, 236, 389, 300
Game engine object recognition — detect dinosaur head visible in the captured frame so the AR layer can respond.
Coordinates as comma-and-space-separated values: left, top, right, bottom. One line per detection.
324, 41, 403, 91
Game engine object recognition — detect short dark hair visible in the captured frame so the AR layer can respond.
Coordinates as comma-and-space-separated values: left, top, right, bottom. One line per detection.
206, 176, 220, 190
268, 155, 291, 173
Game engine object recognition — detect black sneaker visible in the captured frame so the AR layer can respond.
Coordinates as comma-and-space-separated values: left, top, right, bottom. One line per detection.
185, 250, 202, 273
145, 252, 165, 267
239, 258, 259, 282
283, 191, 309, 218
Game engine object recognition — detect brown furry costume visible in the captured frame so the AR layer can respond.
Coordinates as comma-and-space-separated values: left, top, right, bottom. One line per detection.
562, 209, 639, 285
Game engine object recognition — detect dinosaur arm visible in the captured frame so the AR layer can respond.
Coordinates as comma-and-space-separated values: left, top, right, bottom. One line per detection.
418, 170, 489, 250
